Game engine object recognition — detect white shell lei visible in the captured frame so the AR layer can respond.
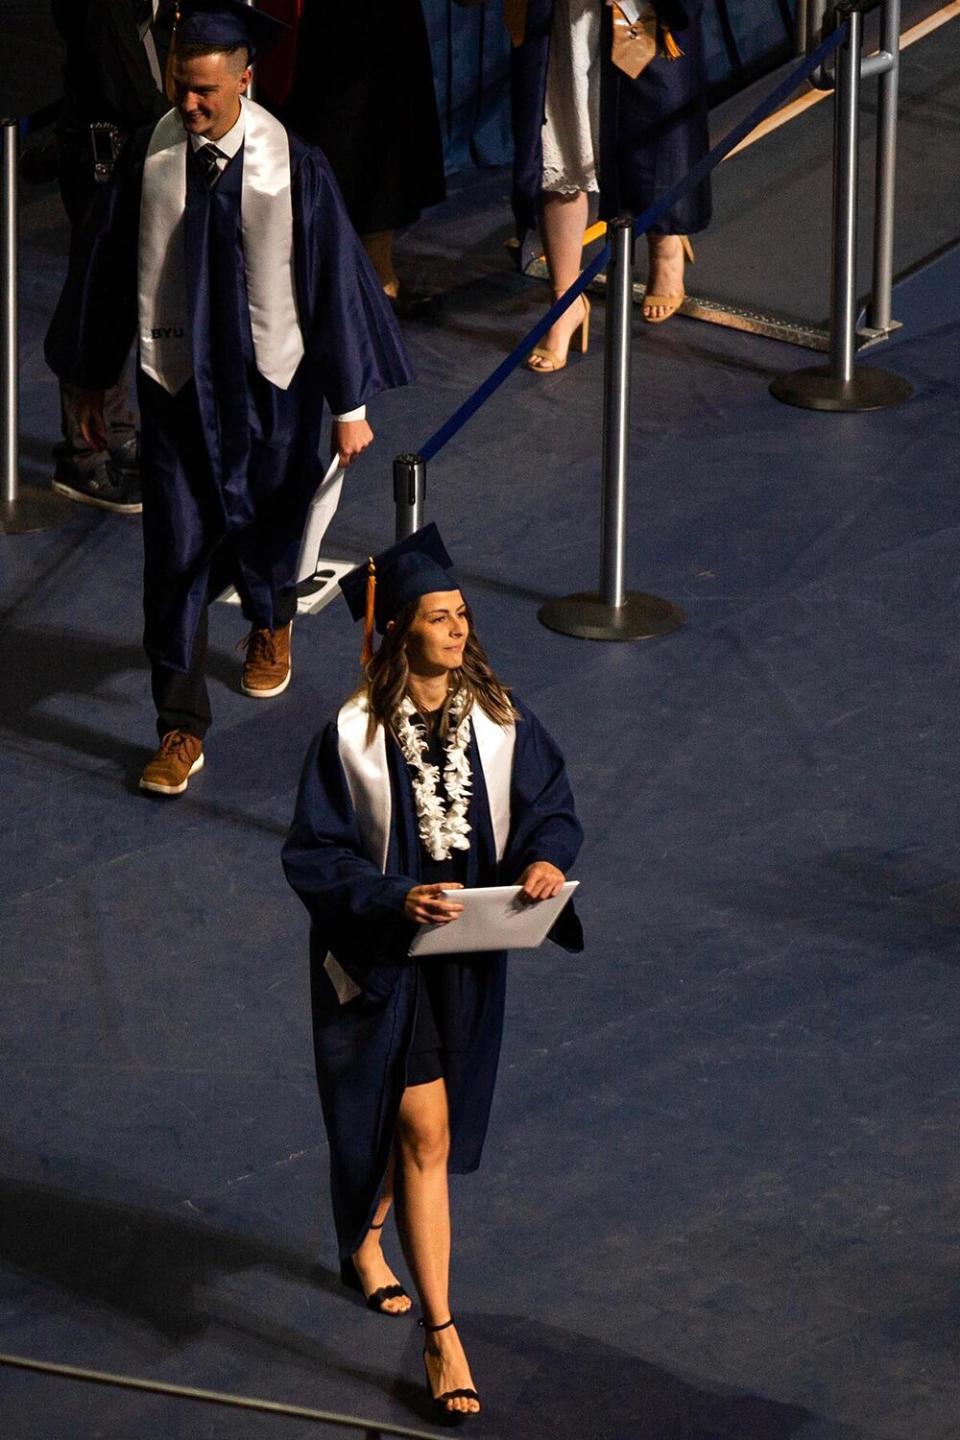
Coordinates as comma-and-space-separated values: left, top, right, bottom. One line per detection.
394, 692, 472, 861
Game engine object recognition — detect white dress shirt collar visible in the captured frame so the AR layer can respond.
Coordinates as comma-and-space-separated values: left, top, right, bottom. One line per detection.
190, 103, 245, 159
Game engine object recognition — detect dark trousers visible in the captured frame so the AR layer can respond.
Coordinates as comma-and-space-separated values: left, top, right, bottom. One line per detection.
151, 586, 298, 741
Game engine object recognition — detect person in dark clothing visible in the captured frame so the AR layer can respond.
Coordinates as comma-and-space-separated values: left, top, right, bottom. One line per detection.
51, 0, 172, 511
282, 0, 446, 316
283, 525, 584, 1422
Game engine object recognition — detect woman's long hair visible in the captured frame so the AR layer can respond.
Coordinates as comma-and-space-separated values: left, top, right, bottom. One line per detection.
359, 599, 518, 742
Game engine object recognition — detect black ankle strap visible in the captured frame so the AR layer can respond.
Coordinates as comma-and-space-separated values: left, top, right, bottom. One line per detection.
368, 1220, 385, 1230
419, 1316, 454, 1333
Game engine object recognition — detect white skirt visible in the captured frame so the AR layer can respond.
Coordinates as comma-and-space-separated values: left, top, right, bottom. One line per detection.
541, 0, 602, 196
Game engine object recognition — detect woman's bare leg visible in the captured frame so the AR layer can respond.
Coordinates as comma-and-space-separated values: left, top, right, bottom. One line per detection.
530, 190, 591, 366
395, 1079, 480, 1416
362, 230, 400, 300
349, 1153, 411, 1314
644, 232, 688, 319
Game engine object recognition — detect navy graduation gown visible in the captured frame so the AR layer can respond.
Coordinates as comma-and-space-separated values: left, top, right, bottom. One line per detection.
282, 697, 584, 1257
511, 0, 711, 239
45, 122, 413, 672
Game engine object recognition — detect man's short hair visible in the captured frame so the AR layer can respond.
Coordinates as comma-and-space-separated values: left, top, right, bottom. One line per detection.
175, 41, 250, 72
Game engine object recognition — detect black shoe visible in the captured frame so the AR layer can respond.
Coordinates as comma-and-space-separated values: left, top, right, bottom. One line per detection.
110, 434, 140, 475
420, 1317, 481, 1424
52, 459, 142, 514
339, 1220, 411, 1315
389, 287, 443, 321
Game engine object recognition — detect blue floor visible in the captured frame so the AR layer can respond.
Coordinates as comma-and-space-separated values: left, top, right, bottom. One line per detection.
2, 161, 960, 1440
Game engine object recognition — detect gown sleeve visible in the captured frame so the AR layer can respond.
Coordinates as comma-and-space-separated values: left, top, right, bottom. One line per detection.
282, 722, 416, 969
506, 699, 584, 877
290, 144, 415, 416
44, 131, 146, 389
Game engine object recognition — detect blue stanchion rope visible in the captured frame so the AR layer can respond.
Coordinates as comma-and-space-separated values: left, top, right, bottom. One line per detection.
418, 20, 847, 464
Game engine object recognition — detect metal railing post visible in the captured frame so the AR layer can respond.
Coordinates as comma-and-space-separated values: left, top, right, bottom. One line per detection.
598, 217, 633, 610
831, 0, 862, 387
1, 118, 71, 533
393, 453, 426, 541
769, 2, 911, 412
538, 216, 684, 642
866, 0, 900, 332
2, 118, 18, 507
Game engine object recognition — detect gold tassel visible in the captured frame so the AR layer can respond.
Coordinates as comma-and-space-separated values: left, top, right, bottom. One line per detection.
164, 3, 181, 103
360, 558, 376, 668
662, 26, 684, 60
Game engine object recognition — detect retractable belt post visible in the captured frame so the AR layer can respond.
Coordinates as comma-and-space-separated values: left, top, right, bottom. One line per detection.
1, 117, 71, 534
393, 453, 426, 541
770, 0, 912, 412
538, 217, 685, 642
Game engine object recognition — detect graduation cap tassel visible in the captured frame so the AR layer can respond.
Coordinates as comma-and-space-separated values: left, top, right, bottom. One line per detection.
360, 557, 376, 668
662, 26, 684, 60
165, 3, 181, 103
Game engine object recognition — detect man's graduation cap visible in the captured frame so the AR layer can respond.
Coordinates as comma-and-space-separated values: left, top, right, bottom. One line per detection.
340, 524, 460, 665
171, 0, 288, 61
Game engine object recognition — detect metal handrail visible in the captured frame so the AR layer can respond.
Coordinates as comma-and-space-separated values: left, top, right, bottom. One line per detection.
0, 1352, 449, 1440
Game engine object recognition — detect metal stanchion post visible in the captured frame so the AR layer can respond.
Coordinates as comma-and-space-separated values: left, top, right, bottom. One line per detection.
866, 0, 900, 333
1, 117, 71, 534
393, 453, 426, 541
770, 1, 911, 412
538, 217, 684, 641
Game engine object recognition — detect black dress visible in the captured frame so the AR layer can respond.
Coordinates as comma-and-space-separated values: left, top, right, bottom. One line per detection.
282, 0, 446, 235
405, 711, 468, 1088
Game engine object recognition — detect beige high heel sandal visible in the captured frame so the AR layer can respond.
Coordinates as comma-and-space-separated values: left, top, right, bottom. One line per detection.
526, 292, 591, 373
642, 235, 694, 324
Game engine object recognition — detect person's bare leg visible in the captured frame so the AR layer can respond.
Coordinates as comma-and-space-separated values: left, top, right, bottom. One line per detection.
644, 232, 688, 320
529, 190, 590, 367
362, 230, 400, 300
395, 1079, 480, 1416
348, 1153, 411, 1314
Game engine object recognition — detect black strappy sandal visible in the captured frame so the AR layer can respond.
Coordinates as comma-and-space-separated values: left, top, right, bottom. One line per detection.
419, 1316, 481, 1424
339, 1220, 411, 1315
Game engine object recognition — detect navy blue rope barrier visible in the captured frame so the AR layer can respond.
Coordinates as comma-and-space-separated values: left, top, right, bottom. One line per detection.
418, 21, 848, 464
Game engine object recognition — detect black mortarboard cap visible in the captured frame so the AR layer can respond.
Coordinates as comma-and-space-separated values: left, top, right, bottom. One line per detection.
175, 1, 288, 60
341, 524, 459, 638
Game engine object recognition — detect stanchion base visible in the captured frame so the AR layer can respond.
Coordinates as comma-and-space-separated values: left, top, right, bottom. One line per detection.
1, 485, 75, 535
538, 590, 686, 642
769, 365, 913, 412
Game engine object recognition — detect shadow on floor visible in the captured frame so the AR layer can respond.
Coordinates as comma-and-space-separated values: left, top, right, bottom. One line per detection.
0, 1170, 875, 1440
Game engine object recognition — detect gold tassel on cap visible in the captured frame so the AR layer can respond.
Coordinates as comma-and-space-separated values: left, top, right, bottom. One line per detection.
360, 557, 376, 668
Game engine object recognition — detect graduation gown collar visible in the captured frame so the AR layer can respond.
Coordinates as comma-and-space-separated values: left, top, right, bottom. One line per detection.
138, 96, 305, 394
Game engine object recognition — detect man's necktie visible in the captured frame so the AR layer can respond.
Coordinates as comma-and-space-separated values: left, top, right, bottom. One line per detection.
197, 144, 226, 189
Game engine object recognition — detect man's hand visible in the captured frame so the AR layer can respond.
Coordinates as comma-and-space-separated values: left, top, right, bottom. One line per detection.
331, 418, 373, 468
74, 389, 108, 452
517, 861, 566, 903
404, 882, 465, 926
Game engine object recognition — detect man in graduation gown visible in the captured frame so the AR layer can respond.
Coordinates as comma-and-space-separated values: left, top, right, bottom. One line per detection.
45, 0, 413, 796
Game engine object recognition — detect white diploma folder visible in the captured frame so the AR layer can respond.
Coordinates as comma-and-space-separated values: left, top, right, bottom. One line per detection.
408, 881, 579, 957
296, 455, 345, 583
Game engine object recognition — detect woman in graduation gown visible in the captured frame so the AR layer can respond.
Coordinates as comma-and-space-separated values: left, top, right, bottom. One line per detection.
283, 525, 583, 1420
509, 0, 711, 366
